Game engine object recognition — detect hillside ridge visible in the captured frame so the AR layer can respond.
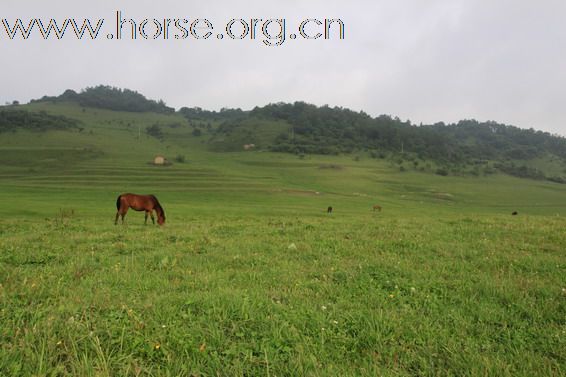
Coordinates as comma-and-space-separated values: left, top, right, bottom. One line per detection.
3, 86, 565, 183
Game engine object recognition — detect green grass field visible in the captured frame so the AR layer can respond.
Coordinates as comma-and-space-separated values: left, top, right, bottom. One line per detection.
0, 103, 565, 376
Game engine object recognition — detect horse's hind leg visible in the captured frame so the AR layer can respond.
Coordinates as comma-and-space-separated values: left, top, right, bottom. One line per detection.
115, 210, 127, 225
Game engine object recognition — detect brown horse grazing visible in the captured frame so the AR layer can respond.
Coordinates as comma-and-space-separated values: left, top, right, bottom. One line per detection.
327, 206, 333, 213
115, 193, 166, 225
372, 204, 382, 212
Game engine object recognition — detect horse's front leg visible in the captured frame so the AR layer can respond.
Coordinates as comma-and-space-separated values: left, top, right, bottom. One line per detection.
115, 211, 120, 225
119, 208, 128, 224
144, 211, 149, 225
150, 211, 155, 225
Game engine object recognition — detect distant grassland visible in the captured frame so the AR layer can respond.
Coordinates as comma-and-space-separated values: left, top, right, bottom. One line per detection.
0, 103, 565, 376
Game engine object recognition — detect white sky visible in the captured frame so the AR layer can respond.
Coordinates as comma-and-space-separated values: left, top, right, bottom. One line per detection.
1, 0, 565, 135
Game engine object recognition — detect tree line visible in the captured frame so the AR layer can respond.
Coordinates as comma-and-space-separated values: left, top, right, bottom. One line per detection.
179, 101, 566, 181
180, 101, 566, 164
0, 109, 79, 133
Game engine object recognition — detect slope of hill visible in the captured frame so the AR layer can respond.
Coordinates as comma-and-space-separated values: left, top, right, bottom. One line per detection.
27, 86, 566, 181
1, 98, 566, 219
178, 102, 566, 182
2, 85, 566, 188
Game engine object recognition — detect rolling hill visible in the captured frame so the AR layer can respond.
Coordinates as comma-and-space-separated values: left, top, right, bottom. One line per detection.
1, 87, 566, 218
1, 87, 565, 375
13, 85, 566, 183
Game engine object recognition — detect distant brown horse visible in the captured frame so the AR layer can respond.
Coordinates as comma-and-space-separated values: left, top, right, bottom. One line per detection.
327, 206, 333, 213
372, 204, 382, 212
115, 193, 166, 225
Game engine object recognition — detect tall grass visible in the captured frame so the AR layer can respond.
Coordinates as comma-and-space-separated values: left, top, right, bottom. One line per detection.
1, 213, 564, 376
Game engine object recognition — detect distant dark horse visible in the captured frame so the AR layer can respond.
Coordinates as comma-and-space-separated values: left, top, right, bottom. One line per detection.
512, 211, 518, 216
327, 206, 333, 213
115, 193, 166, 225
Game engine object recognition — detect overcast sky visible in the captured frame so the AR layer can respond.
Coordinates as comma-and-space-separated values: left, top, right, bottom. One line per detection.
1, 0, 565, 135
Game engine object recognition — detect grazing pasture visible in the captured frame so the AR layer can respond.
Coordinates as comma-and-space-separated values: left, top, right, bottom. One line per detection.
0, 103, 565, 376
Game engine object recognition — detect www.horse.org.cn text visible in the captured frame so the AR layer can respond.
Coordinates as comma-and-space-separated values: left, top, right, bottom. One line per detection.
1, 11, 345, 46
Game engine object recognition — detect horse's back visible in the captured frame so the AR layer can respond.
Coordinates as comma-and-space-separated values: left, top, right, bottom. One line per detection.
117, 193, 154, 211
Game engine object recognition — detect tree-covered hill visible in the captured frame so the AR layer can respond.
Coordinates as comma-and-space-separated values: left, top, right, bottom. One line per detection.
179, 101, 566, 181
234, 102, 566, 163
32, 85, 174, 114
10, 87, 566, 182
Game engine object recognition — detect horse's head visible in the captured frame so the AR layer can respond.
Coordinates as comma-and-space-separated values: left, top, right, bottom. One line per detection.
157, 215, 166, 226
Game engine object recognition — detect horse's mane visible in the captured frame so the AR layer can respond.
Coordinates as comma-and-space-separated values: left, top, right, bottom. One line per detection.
150, 195, 165, 217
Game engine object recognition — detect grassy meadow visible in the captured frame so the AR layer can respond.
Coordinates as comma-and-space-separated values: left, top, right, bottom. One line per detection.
0, 103, 565, 376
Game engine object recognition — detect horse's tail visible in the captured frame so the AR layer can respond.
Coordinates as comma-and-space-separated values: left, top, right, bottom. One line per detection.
116, 194, 122, 210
